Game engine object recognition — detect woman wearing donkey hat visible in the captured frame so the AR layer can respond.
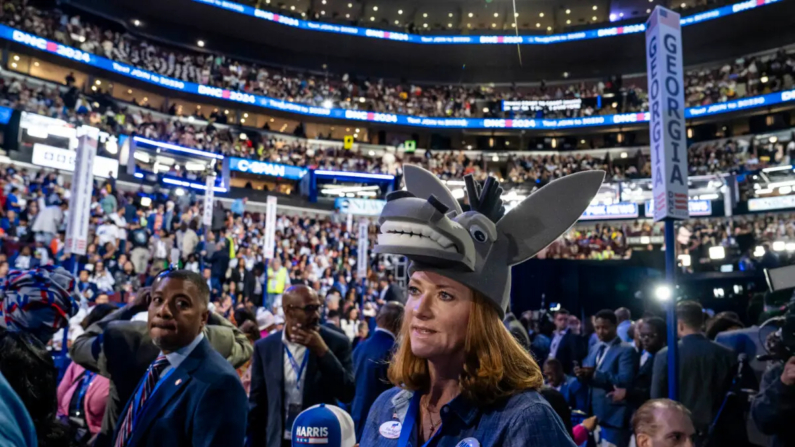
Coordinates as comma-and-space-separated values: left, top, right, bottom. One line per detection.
361, 165, 604, 447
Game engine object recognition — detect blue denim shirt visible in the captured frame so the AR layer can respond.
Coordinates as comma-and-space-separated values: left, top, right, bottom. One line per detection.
361, 387, 576, 447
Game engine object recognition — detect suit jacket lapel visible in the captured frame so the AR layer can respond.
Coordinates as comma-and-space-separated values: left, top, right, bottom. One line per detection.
301, 347, 318, 406
126, 338, 210, 447
270, 333, 285, 393
598, 339, 620, 372
269, 334, 285, 438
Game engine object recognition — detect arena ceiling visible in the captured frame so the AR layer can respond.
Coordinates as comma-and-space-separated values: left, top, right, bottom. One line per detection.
237, 0, 671, 33
66, 0, 795, 84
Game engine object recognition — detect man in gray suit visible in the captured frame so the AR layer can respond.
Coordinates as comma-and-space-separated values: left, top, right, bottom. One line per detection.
70, 289, 252, 447
651, 301, 737, 442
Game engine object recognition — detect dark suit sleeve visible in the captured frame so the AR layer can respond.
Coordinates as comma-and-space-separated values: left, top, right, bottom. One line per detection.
247, 344, 268, 447
751, 363, 795, 435
592, 347, 636, 389
194, 374, 248, 447
626, 367, 651, 407
651, 349, 667, 399
318, 336, 356, 403
70, 305, 142, 376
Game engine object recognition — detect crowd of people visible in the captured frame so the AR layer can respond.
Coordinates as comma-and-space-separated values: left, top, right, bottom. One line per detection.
519, 300, 794, 447
3, 67, 794, 194
685, 49, 795, 109
1, 250, 793, 446
2, 67, 795, 269
541, 212, 795, 265
3, 47, 795, 195
1, 2, 795, 447
1, 1, 793, 121
0, 129, 790, 447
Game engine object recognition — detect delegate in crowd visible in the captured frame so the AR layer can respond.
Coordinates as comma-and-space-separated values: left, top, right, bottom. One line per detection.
1, 1, 794, 120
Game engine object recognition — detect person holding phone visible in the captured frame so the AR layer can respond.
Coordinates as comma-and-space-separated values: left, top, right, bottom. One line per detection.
575, 309, 638, 447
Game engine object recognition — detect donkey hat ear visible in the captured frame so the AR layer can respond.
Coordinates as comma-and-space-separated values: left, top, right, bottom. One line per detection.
403, 164, 463, 216
497, 171, 605, 265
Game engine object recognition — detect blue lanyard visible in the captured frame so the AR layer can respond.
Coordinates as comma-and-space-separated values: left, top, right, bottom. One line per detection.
73, 371, 96, 413
398, 393, 438, 447
284, 343, 309, 391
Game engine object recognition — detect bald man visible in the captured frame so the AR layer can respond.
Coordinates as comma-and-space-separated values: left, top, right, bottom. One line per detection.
632, 399, 696, 447
248, 285, 355, 447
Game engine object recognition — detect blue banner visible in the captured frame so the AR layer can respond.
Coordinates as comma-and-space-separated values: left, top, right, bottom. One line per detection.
0, 105, 12, 124
229, 157, 307, 180
4, 24, 794, 130
193, 0, 778, 45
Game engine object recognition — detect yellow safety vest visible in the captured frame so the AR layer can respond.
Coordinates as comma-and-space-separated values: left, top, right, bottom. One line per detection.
267, 267, 287, 294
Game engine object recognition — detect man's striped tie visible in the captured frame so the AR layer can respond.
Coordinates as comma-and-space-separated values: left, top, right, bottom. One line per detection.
114, 355, 170, 447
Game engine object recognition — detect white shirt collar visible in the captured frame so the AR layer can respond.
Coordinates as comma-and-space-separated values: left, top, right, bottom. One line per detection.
162, 332, 204, 370
281, 329, 306, 351
375, 327, 396, 340
600, 337, 619, 347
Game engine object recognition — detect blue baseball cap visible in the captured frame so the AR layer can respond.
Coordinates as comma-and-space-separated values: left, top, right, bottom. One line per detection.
291, 404, 355, 447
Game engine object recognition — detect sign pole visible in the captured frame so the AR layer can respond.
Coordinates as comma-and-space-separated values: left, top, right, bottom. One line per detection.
263, 196, 277, 260
201, 174, 216, 265
61, 126, 97, 376
663, 218, 679, 400
646, 5, 688, 402
357, 219, 369, 313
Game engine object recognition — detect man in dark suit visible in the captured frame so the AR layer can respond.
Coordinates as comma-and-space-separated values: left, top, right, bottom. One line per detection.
248, 285, 355, 447
109, 270, 247, 447
378, 280, 405, 305
70, 284, 251, 447
204, 242, 229, 286
324, 309, 347, 336
351, 302, 404, 441
549, 308, 584, 375
610, 316, 666, 410
652, 301, 737, 442
575, 309, 638, 447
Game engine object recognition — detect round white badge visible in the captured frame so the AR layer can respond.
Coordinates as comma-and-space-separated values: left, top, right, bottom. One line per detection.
379, 421, 402, 439
456, 438, 481, 447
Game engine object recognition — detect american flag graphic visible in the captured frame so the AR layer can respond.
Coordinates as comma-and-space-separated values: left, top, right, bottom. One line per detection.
294, 437, 329, 444
655, 192, 667, 211
674, 193, 688, 210
659, 8, 681, 29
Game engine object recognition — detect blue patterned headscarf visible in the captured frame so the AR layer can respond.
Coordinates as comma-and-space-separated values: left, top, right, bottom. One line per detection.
0, 266, 80, 337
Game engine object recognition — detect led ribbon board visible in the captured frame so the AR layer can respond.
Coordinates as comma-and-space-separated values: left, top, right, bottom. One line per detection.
3, 24, 794, 130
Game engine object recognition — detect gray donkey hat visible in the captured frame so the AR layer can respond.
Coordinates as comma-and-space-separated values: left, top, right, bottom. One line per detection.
373, 165, 605, 318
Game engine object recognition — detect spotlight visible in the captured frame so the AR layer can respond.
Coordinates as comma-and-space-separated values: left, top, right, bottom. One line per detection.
654, 285, 672, 302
